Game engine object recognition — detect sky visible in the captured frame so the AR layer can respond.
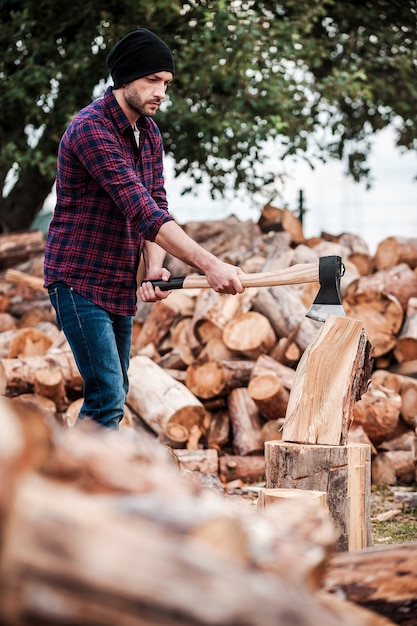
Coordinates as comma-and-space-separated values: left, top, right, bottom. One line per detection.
164, 126, 417, 255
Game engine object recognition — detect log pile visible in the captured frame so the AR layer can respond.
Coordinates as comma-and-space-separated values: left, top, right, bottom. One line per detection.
0, 221, 416, 624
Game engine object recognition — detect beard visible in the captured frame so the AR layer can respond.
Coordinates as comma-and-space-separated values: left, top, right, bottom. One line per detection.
124, 86, 160, 117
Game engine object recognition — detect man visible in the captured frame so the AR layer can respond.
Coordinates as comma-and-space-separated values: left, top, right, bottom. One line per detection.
44, 29, 244, 429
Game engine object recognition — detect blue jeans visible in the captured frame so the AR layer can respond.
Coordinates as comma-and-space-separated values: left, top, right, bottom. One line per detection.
47, 282, 132, 429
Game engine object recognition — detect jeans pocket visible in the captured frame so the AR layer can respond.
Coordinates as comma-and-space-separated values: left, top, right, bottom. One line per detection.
48, 284, 63, 330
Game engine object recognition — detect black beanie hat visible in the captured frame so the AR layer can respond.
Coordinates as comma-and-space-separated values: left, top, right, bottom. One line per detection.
106, 29, 174, 88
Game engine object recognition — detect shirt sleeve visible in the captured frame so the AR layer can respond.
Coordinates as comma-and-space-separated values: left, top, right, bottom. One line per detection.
68, 116, 173, 241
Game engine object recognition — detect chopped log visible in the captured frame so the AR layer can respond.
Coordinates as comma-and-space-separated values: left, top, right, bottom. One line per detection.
269, 335, 301, 367
0, 230, 45, 268
252, 285, 318, 353
0, 313, 17, 332
127, 355, 208, 435
251, 353, 296, 390
370, 370, 417, 429
10, 393, 58, 424
257, 488, 328, 514
206, 409, 230, 451
132, 299, 178, 353
265, 441, 372, 552
199, 337, 234, 361
227, 387, 263, 456
344, 263, 417, 311
172, 448, 219, 474
260, 418, 284, 443
4, 268, 45, 292
248, 372, 290, 420
7, 327, 53, 358
374, 235, 417, 270
222, 311, 276, 359
342, 291, 403, 358
189, 288, 252, 345
322, 541, 417, 626
371, 450, 415, 486
283, 315, 372, 446
353, 382, 401, 446
185, 358, 254, 399
347, 425, 377, 455
219, 454, 265, 484
34, 364, 69, 412
257, 203, 305, 244
1, 352, 83, 397
394, 296, 417, 363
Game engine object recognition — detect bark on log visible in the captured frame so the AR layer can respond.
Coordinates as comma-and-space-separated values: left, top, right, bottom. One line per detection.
342, 291, 404, 358
227, 387, 264, 456
283, 315, 372, 446
322, 541, 417, 626
127, 355, 208, 435
0, 230, 45, 268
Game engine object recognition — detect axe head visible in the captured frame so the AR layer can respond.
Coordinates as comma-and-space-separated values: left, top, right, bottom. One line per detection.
306, 255, 346, 322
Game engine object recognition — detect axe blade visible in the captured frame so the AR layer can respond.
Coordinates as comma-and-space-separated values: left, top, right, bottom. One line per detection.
306, 255, 346, 323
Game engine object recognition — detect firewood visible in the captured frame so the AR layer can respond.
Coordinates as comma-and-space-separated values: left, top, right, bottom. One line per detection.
7, 327, 53, 358
393, 296, 417, 363
189, 288, 252, 345
343, 291, 404, 358
127, 355, 208, 435
34, 364, 69, 412
251, 353, 296, 390
345, 263, 417, 310
159, 422, 189, 448
206, 409, 230, 451
0, 230, 45, 268
132, 299, 178, 353
0, 313, 16, 332
4, 267, 45, 292
283, 315, 372, 446
374, 235, 417, 270
219, 454, 265, 484
353, 382, 401, 446
322, 541, 417, 626
185, 358, 254, 399
173, 448, 219, 474
227, 387, 263, 456
0, 352, 83, 398
371, 450, 415, 486
260, 418, 284, 443
222, 311, 276, 358
257, 203, 305, 244
370, 370, 417, 429
248, 372, 290, 420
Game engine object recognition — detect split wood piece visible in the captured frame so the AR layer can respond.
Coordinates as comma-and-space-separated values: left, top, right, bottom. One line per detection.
248, 372, 290, 420
127, 355, 208, 436
219, 454, 265, 484
0, 352, 83, 398
370, 369, 417, 430
345, 263, 417, 311
257, 203, 305, 244
227, 387, 264, 456
173, 448, 219, 475
342, 291, 403, 358
185, 358, 254, 400
0, 230, 45, 268
352, 382, 401, 446
322, 541, 417, 626
33, 365, 69, 413
394, 296, 417, 363
4, 268, 45, 292
251, 353, 296, 390
252, 285, 318, 353
265, 440, 372, 552
282, 315, 372, 446
132, 299, 178, 353
371, 450, 416, 487
222, 311, 276, 359
257, 488, 328, 514
374, 235, 417, 270
206, 409, 230, 451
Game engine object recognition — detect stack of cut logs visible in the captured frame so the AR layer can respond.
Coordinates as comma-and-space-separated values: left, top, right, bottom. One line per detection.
0, 218, 416, 625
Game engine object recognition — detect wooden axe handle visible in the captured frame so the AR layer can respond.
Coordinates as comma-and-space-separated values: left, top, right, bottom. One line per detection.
146, 262, 319, 291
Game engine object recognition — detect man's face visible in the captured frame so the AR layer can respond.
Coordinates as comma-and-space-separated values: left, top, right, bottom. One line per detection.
123, 71, 173, 117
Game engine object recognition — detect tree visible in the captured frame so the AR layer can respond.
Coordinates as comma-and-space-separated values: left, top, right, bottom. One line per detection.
1, 0, 416, 232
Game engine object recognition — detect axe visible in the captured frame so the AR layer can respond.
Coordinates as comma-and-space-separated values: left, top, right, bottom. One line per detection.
144, 255, 345, 323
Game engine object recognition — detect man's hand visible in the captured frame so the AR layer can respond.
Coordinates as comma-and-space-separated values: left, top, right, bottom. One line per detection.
138, 267, 172, 302
205, 259, 244, 295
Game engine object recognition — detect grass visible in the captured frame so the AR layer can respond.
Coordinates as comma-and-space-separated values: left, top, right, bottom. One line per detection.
371, 484, 417, 546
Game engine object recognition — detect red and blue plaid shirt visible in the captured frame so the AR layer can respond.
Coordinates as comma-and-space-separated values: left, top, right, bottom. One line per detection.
44, 86, 173, 315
